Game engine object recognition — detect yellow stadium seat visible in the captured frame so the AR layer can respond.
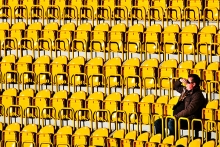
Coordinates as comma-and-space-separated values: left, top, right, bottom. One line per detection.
67, 56, 86, 91
164, 96, 179, 116
203, 141, 215, 147
190, 60, 207, 79
73, 23, 92, 60
22, 22, 43, 53
197, 25, 217, 63
152, 95, 169, 116
50, 0, 66, 21
97, 0, 114, 22
51, 56, 68, 90
0, 88, 18, 116
174, 137, 188, 147
145, 134, 162, 147
37, 125, 54, 147
89, 128, 108, 146
20, 124, 38, 147
33, 55, 51, 88
107, 23, 126, 61
5, 22, 26, 57
90, 23, 110, 60
122, 58, 140, 90
85, 57, 104, 89
184, 0, 203, 29
16, 55, 33, 87
54, 126, 73, 146
167, 0, 185, 28
161, 24, 180, 61
140, 58, 159, 96
16, 88, 34, 116
143, 24, 162, 62
179, 25, 198, 62
72, 127, 91, 147
55, 23, 76, 58
0, 22, 10, 48
114, 1, 129, 26
158, 59, 178, 97
188, 139, 201, 147
107, 129, 125, 147
103, 92, 122, 121
2, 123, 20, 147
80, 0, 97, 25
120, 131, 137, 147
158, 135, 175, 147
51, 90, 68, 118
133, 132, 150, 147
68, 91, 87, 112
202, 100, 218, 121
126, 24, 144, 61
21, 0, 34, 19
39, 0, 51, 18
176, 60, 194, 79
104, 57, 122, 88
204, 0, 220, 29
33, 89, 51, 118
38, 22, 59, 57
0, 55, 17, 85
5, 0, 19, 19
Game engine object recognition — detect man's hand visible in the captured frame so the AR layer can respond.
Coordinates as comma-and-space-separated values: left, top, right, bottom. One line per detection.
180, 78, 187, 85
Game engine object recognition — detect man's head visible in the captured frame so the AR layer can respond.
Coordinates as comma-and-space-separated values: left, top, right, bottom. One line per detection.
186, 74, 200, 91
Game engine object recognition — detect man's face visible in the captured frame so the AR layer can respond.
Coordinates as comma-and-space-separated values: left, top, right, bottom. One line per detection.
186, 77, 196, 91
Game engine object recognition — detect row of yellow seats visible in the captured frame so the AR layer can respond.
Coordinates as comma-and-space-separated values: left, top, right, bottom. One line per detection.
2, 21, 220, 63
2, 54, 220, 97
1, 0, 219, 28
0, 121, 216, 147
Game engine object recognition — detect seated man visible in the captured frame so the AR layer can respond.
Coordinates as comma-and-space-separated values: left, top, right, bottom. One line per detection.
154, 74, 207, 136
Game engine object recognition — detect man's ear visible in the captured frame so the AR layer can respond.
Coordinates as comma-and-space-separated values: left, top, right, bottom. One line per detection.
193, 83, 196, 87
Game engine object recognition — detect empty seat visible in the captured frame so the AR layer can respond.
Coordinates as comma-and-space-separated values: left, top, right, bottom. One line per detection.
0, 22, 10, 48
72, 127, 91, 146
164, 96, 179, 116
188, 139, 201, 147
107, 129, 125, 147
120, 131, 137, 147
145, 134, 162, 147
37, 125, 55, 146
152, 95, 169, 116
176, 60, 194, 79
20, 124, 38, 147
89, 128, 108, 146
54, 126, 73, 146
133, 132, 150, 147
190, 60, 207, 79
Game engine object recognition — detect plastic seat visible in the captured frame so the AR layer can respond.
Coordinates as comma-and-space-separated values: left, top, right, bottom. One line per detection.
22, 22, 42, 52
176, 60, 194, 79
51, 90, 68, 118
197, 25, 217, 63
202, 100, 218, 121
21, 0, 34, 19
140, 58, 159, 96
106, 23, 126, 61
97, 0, 114, 22
90, 23, 110, 60
0, 22, 10, 48
2, 123, 20, 147
16, 88, 34, 116
33, 55, 51, 86
158, 135, 175, 147
73, 23, 92, 59
38, 22, 59, 54
202, 140, 215, 147
133, 132, 150, 147
103, 57, 122, 88
4, 0, 19, 19
55, 23, 76, 56
51, 56, 68, 88
103, 92, 122, 121
152, 95, 169, 116
188, 139, 201, 147
126, 24, 144, 61
145, 134, 162, 147
37, 125, 55, 147
122, 58, 140, 89
85, 57, 104, 88
54, 126, 73, 146
5, 22, 26, 57
107, 129, 125, 147
16, 55, 33, 85
179, 25, 198, 62
120, 131, 137, 147
72, 127, 91, 147
190, 60, 207, 78
161, 24, 180, 61
81, 0, 98, 25
158, 59, 178, 95
49, 0, 66, 22
163, 96, 179, 116
0, 55, 17, 84
20, 124, 38, 147
67, 56, 85, 89
33, 90, 51, 118
143, 24, 162, 62
174, 137, 188, 147
89, 128, 108, 146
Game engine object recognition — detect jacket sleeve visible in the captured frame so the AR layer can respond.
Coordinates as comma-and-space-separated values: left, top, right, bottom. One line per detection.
175, 92, 204, 118
174, 79, 184, 94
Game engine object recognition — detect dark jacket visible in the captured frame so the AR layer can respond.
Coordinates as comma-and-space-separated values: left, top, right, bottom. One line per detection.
173, 79, 207, 120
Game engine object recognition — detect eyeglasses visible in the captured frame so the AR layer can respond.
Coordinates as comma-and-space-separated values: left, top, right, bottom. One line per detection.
187, 80, 194, 84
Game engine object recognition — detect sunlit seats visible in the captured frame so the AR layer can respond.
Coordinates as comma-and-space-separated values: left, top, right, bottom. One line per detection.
163, 96, 179, 116
152, 95, 169, 116
106, 129, 125, 147
158, 135, 175, 147
2, 123, 20, 147
20, 124, 38, 147
173, 137, 188, 147
145, 134, 162, 147
133, 132, 150, 147
54, 126, 73, 146
0, 22, 10, 48
179, 25, 198, 62
202, 141, 215, 147
72, 127, 91, 147
120, 131, 137, 147
37, 125, 55, 146
176, 60, 194, 79
202, 100, 218, 121
204, 0, 220, 27
89, 128, 108, 146
188, 139, 201, 147
190, 60, 207, 79
143, 24, 162, 62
